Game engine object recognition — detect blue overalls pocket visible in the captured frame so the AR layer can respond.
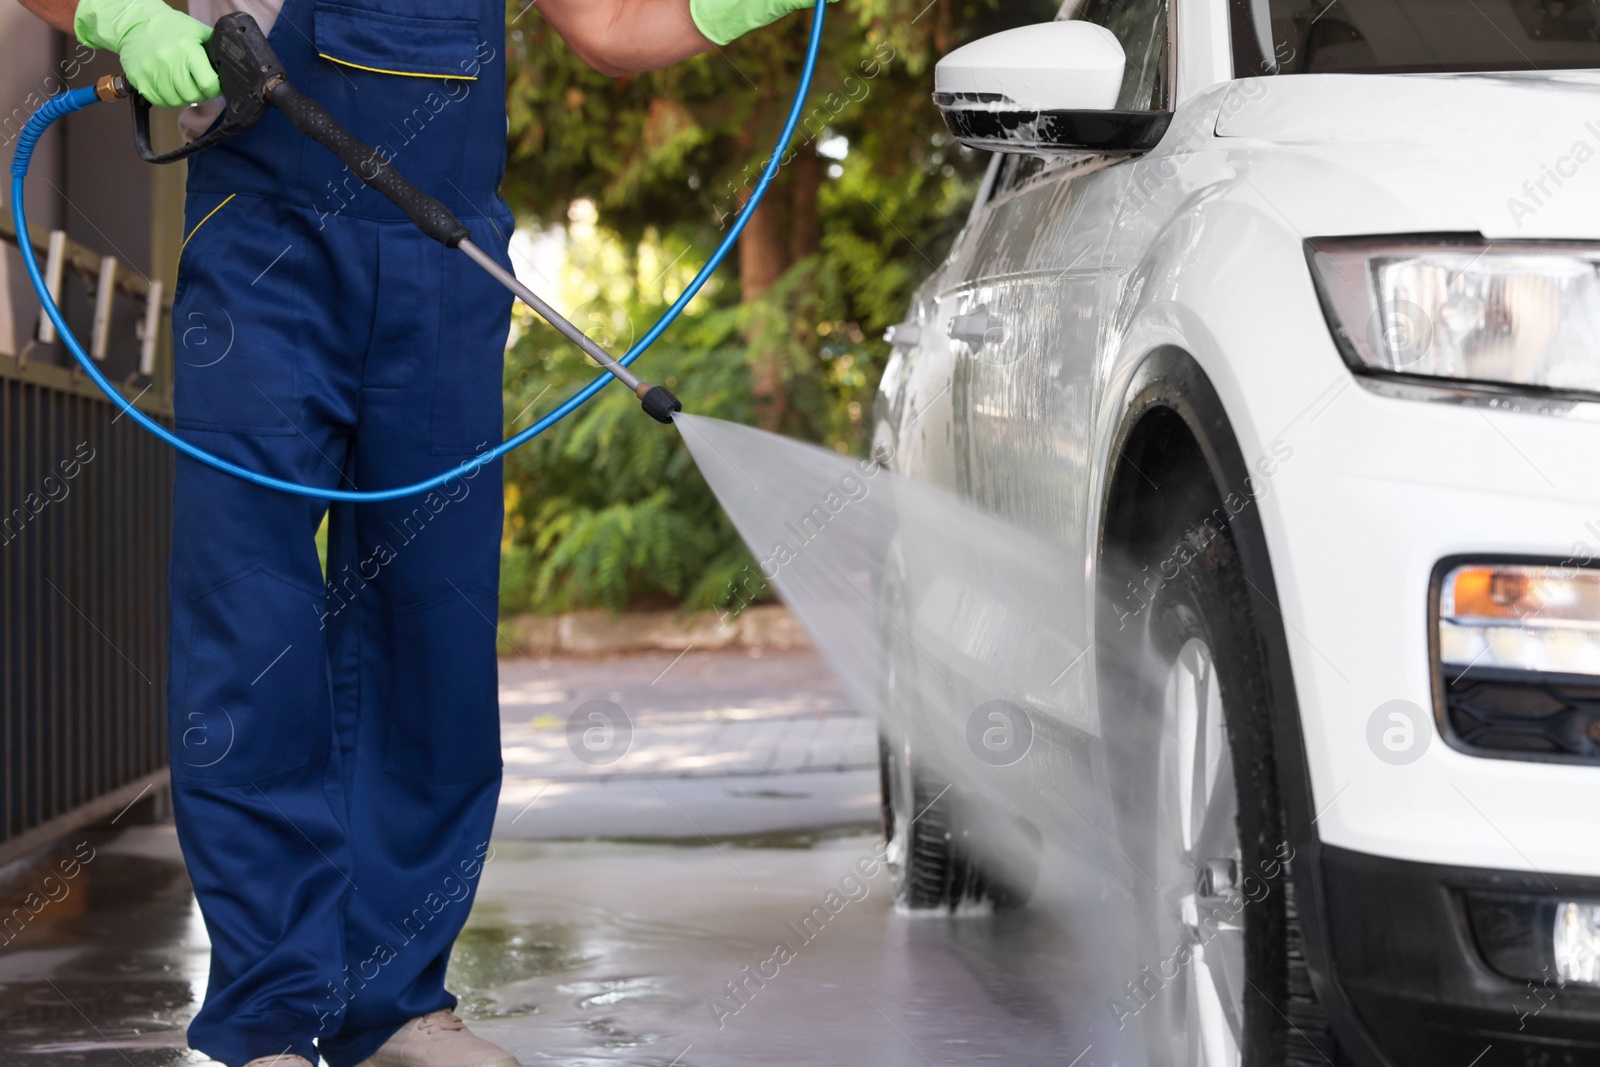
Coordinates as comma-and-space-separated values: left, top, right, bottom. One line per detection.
172, 195, 307, 436
380, 583, 503, 783
313, 0, 482, 79
169, 565, 331, 786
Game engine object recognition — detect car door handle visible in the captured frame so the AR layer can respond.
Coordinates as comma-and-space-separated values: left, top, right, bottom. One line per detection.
948, 306, 1005, 347
885, 321, 921, 348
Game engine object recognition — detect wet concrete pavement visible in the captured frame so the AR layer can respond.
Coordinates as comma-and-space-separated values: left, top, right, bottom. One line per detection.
493, 648, 879, 839
0, 650, 1100, 1066
0, 826, 1103, 1067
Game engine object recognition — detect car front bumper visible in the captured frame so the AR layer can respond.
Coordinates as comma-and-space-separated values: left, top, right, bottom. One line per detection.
1253, 374, 1600, 880
1322, 844, 1600, 1064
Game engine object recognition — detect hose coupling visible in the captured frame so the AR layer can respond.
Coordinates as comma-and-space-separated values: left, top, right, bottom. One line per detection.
95, 74, 131, 102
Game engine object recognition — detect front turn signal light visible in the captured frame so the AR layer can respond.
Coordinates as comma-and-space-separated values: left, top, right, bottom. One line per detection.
1439, 563, 1600, 677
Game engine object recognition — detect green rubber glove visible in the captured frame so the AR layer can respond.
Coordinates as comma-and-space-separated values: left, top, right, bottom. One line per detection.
690, 0, 833, 46
75, 0, 221, 108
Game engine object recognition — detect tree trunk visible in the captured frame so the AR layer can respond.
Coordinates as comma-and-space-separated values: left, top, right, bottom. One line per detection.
789, 146, 821, 265
738, 188, 789, 302
741, 170, 791, 430
783, 144, 822, 425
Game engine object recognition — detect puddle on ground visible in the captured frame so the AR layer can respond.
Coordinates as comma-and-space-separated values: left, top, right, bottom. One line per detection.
600, 824, 872, 851
446, 917, 592, 1019
0, 829, 205, 1065
572, 1012, 667, 1051
3, 830, 1116, 1066
721, 787, 810, 800
560, 975, 675, 1010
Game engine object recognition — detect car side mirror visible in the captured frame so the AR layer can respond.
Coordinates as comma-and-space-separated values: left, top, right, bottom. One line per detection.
933, 21, 1171, 154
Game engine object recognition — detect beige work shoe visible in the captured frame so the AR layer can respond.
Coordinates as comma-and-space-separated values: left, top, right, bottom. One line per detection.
242, 1057, 314, 1067
356, 1010, 517, 1067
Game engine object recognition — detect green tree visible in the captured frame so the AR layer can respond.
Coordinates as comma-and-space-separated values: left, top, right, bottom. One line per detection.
498, 0, 1057, 615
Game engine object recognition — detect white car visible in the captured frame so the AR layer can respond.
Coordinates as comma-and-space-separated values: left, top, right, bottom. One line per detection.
871, 1, 1600, 1064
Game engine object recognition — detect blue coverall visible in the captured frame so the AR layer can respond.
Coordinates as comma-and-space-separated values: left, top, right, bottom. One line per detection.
166, 0, 512, 1062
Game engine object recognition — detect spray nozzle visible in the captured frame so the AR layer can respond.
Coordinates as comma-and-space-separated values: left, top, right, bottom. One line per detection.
636, 384, 683, 424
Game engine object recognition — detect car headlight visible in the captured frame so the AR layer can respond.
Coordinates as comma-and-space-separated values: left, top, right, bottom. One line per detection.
1307, 237, 1600, 397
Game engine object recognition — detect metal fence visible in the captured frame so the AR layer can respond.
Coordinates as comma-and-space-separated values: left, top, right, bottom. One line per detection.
1, 217, 173, 863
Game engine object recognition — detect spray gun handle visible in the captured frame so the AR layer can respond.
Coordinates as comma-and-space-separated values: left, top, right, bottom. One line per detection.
131, 12, 284, 163
265, 81, 471, 247
122, 11, 472, 246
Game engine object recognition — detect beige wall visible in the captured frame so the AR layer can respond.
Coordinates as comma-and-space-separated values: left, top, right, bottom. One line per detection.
0, 13, 181, 388
0, 7, 66, 357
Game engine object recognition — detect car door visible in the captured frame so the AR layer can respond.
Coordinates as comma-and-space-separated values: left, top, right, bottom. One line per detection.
872, 0, 1177, 841
943, 0, 1173, 725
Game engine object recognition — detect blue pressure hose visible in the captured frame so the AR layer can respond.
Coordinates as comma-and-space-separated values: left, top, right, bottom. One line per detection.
9, 0, 825, 502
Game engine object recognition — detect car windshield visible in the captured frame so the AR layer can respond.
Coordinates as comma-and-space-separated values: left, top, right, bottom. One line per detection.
1231, 0, 1600, 77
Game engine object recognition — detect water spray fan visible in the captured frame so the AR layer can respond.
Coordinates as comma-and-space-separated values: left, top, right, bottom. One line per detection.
9, 5, 825, 501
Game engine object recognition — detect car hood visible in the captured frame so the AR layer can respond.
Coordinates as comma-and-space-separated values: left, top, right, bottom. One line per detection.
1212, 71, 1600, 241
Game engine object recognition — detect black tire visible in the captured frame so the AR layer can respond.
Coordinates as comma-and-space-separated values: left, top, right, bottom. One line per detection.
876, 530, 981, 912
875, 532, 1036, 913
1099, 487, 1344, 1067
878, 731, 993, 910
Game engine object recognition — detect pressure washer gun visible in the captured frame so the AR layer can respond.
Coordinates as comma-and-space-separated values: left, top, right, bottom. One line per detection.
102, 12, 681, 424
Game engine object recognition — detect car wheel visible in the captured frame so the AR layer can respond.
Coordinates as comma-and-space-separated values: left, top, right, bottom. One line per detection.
878, 731, 990, 910
874, 522, 1041, 913
1154, 635, 1248, 1065
1101, 505, 1343, 1067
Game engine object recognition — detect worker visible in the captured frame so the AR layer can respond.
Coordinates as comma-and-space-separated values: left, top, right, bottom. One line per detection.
12, 0, 824, 1064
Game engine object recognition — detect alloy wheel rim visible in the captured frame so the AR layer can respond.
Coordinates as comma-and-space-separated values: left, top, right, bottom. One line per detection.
1155, 637, 1244, 1067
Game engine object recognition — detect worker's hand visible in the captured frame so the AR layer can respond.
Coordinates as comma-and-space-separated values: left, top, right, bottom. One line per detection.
689, 0, 835, 46
75, 0, 221, 107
